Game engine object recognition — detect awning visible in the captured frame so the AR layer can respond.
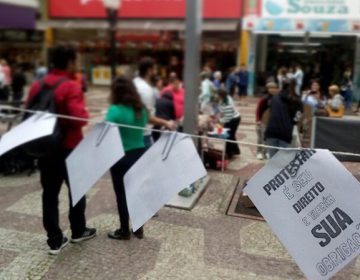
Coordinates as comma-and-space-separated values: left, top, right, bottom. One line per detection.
243, 17, 360, 35
37, 19, 239, 32
0, 0, 39, 29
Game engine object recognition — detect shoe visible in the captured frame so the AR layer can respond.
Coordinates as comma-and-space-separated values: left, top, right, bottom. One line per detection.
108, 229, 131, 240
256, 153, 264, 160
49, 237, 69, 255
132, 227, 144, 239
71, 227, 97, 243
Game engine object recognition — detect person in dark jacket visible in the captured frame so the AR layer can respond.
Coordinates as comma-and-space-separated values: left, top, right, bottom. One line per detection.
265, 79, 302, 158
27, 45, 96, 255
11, 65, 27, 105
152, 91, 175, 141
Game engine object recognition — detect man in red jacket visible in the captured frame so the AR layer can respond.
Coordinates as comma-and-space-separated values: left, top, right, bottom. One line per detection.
27, 45, 96, 255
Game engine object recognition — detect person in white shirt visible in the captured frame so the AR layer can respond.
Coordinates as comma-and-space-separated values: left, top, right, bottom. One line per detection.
133, 57, 174, 147
293, 63, 304, 96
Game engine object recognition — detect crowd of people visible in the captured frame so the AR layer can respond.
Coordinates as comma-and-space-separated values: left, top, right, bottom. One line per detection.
198, 65, 248, 159
0, 58, 88, 105
2, 43, 360, 255
6, 44, 249, 254
254, 62, 356, 160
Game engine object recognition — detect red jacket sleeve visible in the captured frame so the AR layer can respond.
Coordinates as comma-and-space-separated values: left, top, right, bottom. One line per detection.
26, 81, 41, 106
255, 97, 266, 122
63, 82, 89, 127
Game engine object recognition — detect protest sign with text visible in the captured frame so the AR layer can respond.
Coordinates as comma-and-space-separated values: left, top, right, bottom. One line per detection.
244, 149, 360, 280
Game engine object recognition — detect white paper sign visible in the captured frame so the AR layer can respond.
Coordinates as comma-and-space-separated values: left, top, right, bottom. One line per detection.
244, 149, 360, 280
0, 113, 56, 156
124, 133, 207, 231
66, 123, 124, 206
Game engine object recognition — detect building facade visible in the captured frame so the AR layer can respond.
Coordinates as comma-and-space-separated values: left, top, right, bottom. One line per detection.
243, 0, 360, 98
41, 0, 244, 85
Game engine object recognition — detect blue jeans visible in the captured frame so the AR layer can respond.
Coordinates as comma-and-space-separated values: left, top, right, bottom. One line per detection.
265, 138, 289, 158
342, 89, 353, 110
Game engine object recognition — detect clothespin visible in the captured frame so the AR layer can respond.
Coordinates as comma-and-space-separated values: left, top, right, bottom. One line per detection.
161, 132, 178, 161
33, 111, 48, 121
96, 123, 112, 147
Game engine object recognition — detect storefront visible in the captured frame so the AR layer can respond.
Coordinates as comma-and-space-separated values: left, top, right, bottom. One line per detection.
0, 30, 43, 69
43, 0, 243, 85
243, 0, 360, 98
0, 0, 38, 29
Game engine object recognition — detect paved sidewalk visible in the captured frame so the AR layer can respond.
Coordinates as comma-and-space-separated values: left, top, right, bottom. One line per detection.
1, 89, 360, 279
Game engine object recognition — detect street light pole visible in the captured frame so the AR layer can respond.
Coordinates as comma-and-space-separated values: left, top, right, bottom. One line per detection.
104, 0, 121, 81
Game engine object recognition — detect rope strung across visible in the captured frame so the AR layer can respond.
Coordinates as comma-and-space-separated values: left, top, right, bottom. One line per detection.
1, 105, 360, 158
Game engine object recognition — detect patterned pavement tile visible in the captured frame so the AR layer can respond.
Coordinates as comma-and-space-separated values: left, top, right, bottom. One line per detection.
7, 185, 99, 218
1, 90, 360, 279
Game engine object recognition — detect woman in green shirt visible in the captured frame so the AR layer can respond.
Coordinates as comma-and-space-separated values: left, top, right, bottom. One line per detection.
106, 76, 148, 240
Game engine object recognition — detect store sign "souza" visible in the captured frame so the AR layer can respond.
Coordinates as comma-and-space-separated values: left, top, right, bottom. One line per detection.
262, 0, 360, 19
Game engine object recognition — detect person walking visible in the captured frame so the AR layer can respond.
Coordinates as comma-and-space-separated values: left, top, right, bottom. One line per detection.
225, 67, 237, 97
133, 57, 174, 147
161, 75, 184, 121
34, 60, 48, 80
293, 63, 304, 96
0, 60, 11, 101
152, 91, 176, 142
236, 64, 249, 105
216, 89, 241, 159
199, 71, 215, 115
213, 71, 222, 90
0, 64, 6, 101
340, 67, 353, 111
11, 65, 27, 104
27, 45, 96, 255
255, 82, 278, 160
265, 79, 302, 158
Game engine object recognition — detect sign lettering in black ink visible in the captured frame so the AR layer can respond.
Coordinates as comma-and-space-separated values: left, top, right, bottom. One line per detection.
292, 170, 313, 193
316, 232, 360, 277
292, 182, 325, 214
263, 150, 316, 196
311, 208, 354, 247
308, 194, 336, 221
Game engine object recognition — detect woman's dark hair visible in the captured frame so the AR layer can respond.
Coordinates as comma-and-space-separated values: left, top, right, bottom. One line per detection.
110, 76, 145, 117
51, 44, 77, 70
217, 88, 230, 105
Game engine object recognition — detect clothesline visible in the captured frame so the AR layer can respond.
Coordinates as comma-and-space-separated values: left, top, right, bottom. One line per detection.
1, 105, 360, 158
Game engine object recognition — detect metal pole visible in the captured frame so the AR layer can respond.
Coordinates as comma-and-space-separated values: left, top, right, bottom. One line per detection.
108, 9, 117, 80
237, 0, 246, 65
183, 0, 202, 136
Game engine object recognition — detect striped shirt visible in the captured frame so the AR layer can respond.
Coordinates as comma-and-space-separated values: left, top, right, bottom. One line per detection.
219, 96, 240, 124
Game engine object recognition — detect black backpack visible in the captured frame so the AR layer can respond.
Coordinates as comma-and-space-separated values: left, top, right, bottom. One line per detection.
22, 78, 68, 158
